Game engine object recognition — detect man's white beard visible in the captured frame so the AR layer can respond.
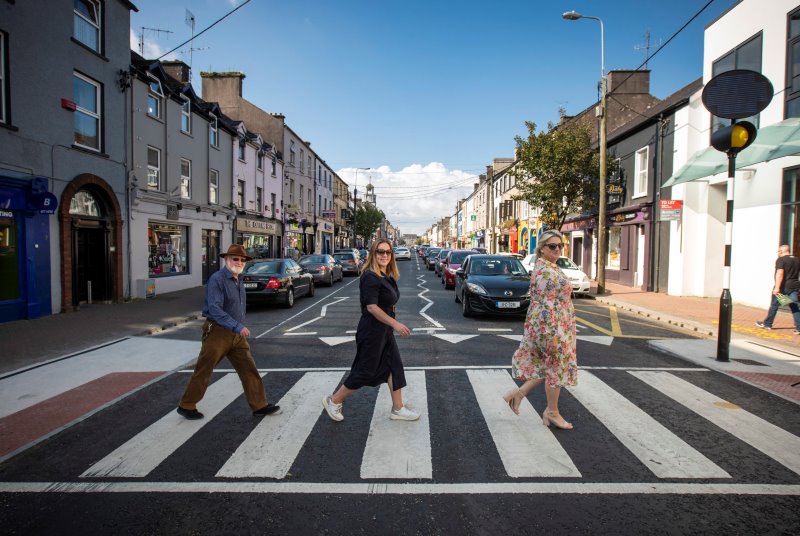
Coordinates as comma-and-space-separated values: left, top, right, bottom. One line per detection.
226, 261, 244, 276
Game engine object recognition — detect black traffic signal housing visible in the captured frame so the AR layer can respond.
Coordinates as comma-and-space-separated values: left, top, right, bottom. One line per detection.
710, 121, 756, 155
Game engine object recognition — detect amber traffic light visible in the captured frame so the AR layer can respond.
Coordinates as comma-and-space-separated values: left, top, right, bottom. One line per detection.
710, 121, 756, 155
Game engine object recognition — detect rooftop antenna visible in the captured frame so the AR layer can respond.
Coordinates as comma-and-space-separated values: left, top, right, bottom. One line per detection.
185, 9, 196, 69
139, 27, 173, 57
634, 30, 661, 70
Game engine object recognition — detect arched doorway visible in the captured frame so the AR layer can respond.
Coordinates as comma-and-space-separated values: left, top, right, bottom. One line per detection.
60, 175, 122, 311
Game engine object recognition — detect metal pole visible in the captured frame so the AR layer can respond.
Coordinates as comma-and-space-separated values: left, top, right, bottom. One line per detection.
716, 152, 735, 362
87, 281, 92, 305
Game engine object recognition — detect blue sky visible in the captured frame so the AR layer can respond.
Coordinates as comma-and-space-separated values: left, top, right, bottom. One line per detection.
131, 0, 734, 234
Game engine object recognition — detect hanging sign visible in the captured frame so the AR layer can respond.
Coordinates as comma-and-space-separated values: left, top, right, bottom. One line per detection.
659, 199, 682, 221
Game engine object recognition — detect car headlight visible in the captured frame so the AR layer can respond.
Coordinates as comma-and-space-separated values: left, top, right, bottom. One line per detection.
466, 282, 488, 295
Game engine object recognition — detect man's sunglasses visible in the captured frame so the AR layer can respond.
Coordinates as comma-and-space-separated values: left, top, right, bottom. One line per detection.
228, 257, 247, 262
544, 243, 564, 251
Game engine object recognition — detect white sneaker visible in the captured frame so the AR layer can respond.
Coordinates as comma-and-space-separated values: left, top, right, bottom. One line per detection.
390, 406, 420, 421
322, 396, 344, 422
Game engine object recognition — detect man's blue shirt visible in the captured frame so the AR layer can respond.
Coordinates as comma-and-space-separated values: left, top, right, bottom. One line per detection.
203, 265, 246, 333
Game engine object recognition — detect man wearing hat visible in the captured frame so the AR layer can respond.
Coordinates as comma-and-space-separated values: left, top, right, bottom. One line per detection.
177, 244, 280, 419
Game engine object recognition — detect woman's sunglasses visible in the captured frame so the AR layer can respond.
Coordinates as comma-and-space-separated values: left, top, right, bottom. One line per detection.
544, 243, 564, 251
375, 249, 393, 256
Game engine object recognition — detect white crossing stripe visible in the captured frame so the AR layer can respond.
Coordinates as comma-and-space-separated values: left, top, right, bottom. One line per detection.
81, 373, 257, 478
319, 336, 355, 346
467, 369, 581, 478
216, 371, 344, 478
569, 371, 729, 479
360, 371, 432, 479
432, 333, 479, 344
630, 371, 800, 476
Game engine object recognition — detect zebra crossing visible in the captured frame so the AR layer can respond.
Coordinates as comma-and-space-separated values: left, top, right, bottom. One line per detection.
72, 366, 800, 490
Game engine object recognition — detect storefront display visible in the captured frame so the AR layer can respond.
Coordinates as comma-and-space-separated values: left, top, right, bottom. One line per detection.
148, 222, 188, 276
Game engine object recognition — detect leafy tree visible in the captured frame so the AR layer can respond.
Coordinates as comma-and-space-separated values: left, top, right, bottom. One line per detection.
511, 115, 612, 230
355, 204, 384, 244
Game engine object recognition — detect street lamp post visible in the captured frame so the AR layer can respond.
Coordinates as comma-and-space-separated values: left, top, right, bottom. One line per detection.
563, 10, 607, 295
352, 168, 369, 248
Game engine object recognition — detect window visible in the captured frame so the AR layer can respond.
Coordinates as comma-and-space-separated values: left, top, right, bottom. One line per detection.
318, 195, 322, 215
209, 169, 218, 204
290, 140, 295, 165
271, 156, 277, 176
180, 159, 191, 199
0, 31, 7, 125
237, 180, 245, 208
147, 79, 163, 119
271, 193, 276, 217
299, 185, 304, 209
147, 146, 160, 189
209, 117, 218, 147
256, 187, 263, 213
606, 227, 621, 270
73, 72, 101, 151
148, 222, 189, 276
308, 156, 312, 176
73, 0, 101, 52
787, 8, 800, 118
257, 152, 263, 171
781, 166, 800, 255
307, 189, 312, 212
238, 140, 246, 161
0, 211, 19, 300
69, 189, 102, 216
633, 147, 648, 198
300, 149, 304, 172
711, 34, 762, 133
180, 99, 191, 134
289, 179, 295, 204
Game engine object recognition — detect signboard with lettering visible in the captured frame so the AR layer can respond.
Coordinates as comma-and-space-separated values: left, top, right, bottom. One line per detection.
31, 192, 58, 214
659, 199, 682, 222
237, 218, 279, 234
321, 210, 336, 219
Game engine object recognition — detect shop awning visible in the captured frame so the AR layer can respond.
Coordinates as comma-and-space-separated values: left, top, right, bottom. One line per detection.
663, 117, 800, 188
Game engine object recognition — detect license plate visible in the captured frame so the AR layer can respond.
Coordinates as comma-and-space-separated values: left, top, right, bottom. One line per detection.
243, 282, 258, 289
496, 301, 520, 309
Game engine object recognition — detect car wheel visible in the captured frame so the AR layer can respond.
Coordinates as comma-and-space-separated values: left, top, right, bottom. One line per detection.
307, 280, 315, 297
461, 293, 472, 317
328, 273, 334, 286
284, 288, 294, 308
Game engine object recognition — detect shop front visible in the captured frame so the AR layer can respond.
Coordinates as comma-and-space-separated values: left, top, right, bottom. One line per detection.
284, 220, 315, 257
605, 206, 652, 289
317, 219, 334, 254
236, 217, 281, 259
561, 216, 596, 279
0, 176, 56, 322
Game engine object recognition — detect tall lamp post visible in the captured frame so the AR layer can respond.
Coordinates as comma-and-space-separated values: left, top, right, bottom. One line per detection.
563, 10, 607, 294
352, 168, 370, 248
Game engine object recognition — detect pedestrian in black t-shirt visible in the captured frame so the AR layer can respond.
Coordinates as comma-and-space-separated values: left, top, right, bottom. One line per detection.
756, 244, 800, 334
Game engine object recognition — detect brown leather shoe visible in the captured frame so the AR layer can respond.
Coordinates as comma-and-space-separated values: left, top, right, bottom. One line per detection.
253, 403, 281, 416
176, 406, 204, 420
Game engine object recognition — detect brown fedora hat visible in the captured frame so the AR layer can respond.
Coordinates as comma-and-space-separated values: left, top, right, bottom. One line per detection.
220, 244, 252, 260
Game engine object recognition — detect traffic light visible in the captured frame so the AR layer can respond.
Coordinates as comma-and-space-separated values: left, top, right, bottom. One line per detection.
710, 121, 756, 155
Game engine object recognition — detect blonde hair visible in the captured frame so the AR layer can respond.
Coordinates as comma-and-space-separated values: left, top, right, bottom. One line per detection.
362, 239, 399, 279
536, 229, 565, 259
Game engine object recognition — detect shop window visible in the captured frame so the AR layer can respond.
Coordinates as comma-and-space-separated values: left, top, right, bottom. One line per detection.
0, 212, 19, 301
147, 146, 160, 189
69, 189, 102, 216
781, 166, 800, 256
711, 33, 762, 135
606, 227, 621, 270
209, 169, 218, 204
148, 223, 189, 276
180, 158, 191, 199
73, 72, 101, 151
147, 79, 163, 119
73, 0, 101, 53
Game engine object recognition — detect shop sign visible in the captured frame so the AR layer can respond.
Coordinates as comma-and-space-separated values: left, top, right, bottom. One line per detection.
166, 204, 179, 220
30, 192, 58, 214
321, 210, 336, 219
237, 218, 279, 234
0, 210, 13, 218
321, 222, 334, 232
659, 199, 682, 222
611, 212, 638, 223
0, 188, 25, 210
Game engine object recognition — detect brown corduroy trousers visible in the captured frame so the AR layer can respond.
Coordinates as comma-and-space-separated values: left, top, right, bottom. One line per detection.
179, 320, 267, 411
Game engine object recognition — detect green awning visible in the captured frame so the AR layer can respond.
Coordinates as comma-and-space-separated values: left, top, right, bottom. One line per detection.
663, 117, 800, 187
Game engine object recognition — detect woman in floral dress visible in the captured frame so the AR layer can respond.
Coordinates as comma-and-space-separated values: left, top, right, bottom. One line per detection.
503, 229, 577, 429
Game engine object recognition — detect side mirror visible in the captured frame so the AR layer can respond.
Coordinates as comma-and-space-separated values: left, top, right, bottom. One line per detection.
455, 269, 465, 277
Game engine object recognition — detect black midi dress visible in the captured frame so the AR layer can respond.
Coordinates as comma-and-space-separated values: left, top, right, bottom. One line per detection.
343, 270, 407, 391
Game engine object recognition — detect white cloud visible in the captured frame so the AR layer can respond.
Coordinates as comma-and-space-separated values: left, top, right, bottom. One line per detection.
337, 163, 481, 236
130, 28, 179, 60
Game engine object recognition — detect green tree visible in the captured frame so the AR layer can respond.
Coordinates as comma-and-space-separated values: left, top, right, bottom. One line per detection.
355, 204, 384, 244
511, 115, 611, 229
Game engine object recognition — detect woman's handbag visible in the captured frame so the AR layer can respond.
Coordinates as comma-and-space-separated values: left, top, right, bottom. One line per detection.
777, 293, 793, 306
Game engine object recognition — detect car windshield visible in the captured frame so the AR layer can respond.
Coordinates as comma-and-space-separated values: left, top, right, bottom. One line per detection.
333, 254, 354, 261
449, 252, 469, 263
437, 250, 451, 259
471, 259, 527, 276
556, 257, 579, 270
244, 261, 281, 274
300, 256, 327, 264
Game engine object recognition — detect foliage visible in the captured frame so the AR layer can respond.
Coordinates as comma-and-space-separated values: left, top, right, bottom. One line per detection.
510, 114, 613, 229
354, 204, 384, 242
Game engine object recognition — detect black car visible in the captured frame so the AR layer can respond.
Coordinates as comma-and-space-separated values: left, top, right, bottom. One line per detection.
332, 252, 360, 276
242, 258, 314, 308
299, 254, 344, 286
424, 247, 442, 270
454, 255, 530, 317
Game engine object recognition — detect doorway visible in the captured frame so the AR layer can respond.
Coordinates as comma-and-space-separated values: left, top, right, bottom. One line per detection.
572, 236, 583, 270
636, 225, 646, 288
202, 229, 220, 283
72, 223, 110, 304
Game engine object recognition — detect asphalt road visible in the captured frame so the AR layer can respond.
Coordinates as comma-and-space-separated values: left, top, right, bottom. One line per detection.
1, 257, 798, 535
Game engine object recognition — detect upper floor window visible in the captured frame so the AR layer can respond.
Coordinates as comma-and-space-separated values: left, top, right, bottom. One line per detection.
299, 185, 304, 209
73, 72, 101, 151
147, 80, 163, 119
238, 140, 246, 161
209, 169, 218, 204
0, 31, 7, 125
633, 147, 648, 198
711, 33, 762, 134
180, 158, 191, 199
290, 140, 296, 165
147, 146, 161, 189
271, 156, 277, 176
237, 180, 245, 208
787, 8, 800, 118
257, 152, 264, 171
209, 117, 218, 147
300, 149, 304, 172
74, 0, 101, 52
289, 179, 295, 204
256, 187, 263, 213
308, 156, 312, 176
180, 99, 191, 134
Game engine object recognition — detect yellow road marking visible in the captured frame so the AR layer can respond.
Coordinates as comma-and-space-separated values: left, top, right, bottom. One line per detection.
575, 316, 613, 336
609, 306, 622, 336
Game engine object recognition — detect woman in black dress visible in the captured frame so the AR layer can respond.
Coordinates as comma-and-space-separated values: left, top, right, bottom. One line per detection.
322, 239, 419, 422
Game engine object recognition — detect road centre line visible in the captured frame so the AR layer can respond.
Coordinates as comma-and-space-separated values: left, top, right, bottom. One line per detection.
178, 366, 710, 373
256, 278, 358, 338
4, 481, 799, 496
284, 297, 349, 333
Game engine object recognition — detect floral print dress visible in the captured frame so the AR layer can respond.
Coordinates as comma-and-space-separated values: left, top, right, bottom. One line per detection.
511, 257, 577, 388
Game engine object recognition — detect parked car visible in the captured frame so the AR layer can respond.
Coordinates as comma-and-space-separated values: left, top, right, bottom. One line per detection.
332, 252, 360, 276
359, 249, 369, 261
242, 258, 314, 308
298, 254, 343, 286
442, 249, 476, 289
424, 247, 442, 270
520, 254, 590, 296
395, 247, 412, 260
471, 247, 488, 254
454, 255, 530, 317
433, 249, 452, 277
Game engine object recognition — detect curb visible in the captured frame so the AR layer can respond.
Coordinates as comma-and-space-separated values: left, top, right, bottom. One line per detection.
585, 294, 716, 338
139, 313, 203, 336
